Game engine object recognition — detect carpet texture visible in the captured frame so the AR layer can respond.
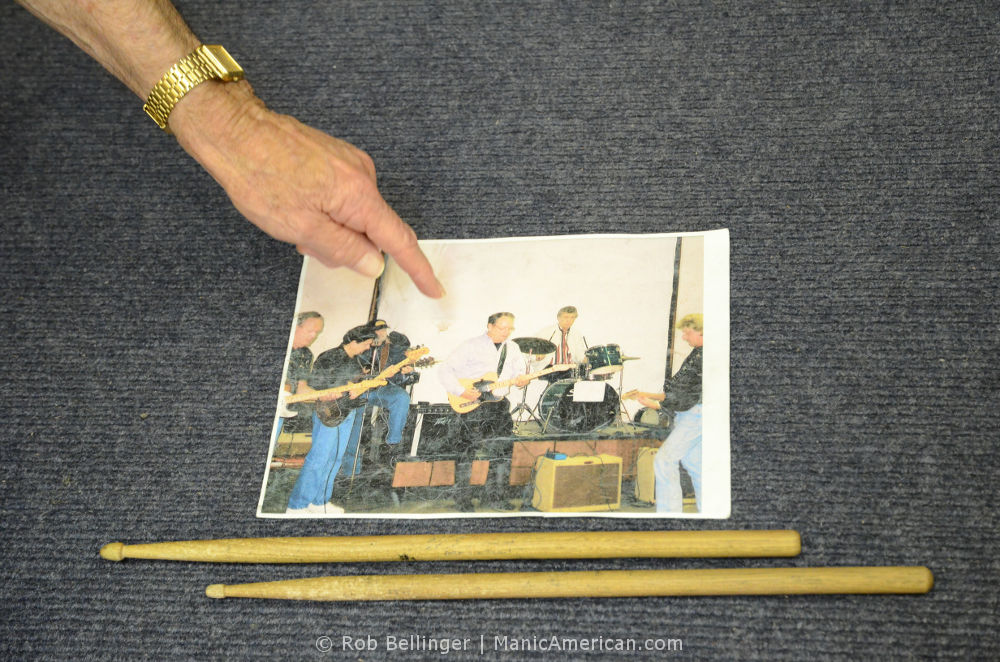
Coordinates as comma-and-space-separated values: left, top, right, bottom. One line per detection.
1, 1, 997, 659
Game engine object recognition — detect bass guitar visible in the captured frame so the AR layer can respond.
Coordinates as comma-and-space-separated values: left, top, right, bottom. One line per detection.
448, 364, 576, 414
284, 377, 387, 427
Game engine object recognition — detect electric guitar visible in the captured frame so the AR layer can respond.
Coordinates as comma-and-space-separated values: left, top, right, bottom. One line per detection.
282, 377, 386, 427
448, 364, 576, 414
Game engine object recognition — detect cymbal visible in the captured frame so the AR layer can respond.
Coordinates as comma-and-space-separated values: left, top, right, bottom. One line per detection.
512, 337, 556, 355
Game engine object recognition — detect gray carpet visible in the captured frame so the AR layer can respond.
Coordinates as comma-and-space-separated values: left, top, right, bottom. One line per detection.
2, 1, 997, 659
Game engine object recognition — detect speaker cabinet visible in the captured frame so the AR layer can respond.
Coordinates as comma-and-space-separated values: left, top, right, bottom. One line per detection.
634, 446, 656, 503
531, 454, 622, 512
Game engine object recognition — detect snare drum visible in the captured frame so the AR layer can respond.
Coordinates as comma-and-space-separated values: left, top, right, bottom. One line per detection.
585, 343, 623, 377
538, 379, 618, 433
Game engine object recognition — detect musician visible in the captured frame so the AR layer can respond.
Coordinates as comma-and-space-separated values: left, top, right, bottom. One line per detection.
440, 312, 531, 435
534, 305, 589, 380
438, 312, 531, 510
636, 313, 704, 513
339, 319, 416, 476
279, 311, 324, 436
286, 325, 376, 515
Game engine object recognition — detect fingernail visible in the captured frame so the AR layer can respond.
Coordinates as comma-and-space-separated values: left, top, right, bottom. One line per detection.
357, 252, 385, 279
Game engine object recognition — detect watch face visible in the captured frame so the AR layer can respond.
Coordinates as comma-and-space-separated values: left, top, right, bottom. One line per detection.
202, 45, 244, 80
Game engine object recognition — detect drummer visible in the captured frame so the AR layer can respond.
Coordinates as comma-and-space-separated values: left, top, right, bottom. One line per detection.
534, 305, 590, 382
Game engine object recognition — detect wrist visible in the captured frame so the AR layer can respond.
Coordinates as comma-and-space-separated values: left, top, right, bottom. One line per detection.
167, 78, 265, 170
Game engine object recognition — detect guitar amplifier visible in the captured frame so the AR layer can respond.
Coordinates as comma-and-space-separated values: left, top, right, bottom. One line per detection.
634, 446, 657, 503
531, 454, 622, 512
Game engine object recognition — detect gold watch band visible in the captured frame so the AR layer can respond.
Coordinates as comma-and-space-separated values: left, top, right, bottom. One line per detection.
143, 45, 244, 131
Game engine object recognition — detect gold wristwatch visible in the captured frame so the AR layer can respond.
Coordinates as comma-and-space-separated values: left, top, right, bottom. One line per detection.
143, 44, 244, 131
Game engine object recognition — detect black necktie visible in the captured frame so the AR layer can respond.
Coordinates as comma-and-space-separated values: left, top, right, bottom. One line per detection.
497, 343, 507, 375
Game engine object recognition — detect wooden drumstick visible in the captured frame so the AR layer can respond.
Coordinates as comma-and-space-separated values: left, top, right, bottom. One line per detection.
205, 566, 933, 601
100, 530, 801, 564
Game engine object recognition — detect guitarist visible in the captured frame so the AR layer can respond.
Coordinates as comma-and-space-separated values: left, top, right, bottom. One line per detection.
633, 313, 704, 514
339, 319, 416, 476
438, 312, 530, 510
286, 325, 377, 515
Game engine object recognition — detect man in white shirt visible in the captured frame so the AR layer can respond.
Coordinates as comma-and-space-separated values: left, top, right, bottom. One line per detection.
439, 312, 531, 416
438, 312, 531, 510
534, 305, 589, 381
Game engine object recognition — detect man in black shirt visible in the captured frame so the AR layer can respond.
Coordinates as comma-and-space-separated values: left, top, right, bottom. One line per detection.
339, 319, 417, 476
286, 325, 376, 515
278, 311, 324, 436
637, 314, 704, 513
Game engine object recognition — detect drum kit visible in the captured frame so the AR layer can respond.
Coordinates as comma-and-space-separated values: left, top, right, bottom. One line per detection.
510, 336, 641, 434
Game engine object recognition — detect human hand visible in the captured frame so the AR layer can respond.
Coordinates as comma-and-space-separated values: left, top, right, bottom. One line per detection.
513, 375, 531, 388
170, 82, 445, 298
637, 396, 660, 410
461, 388, 482, 402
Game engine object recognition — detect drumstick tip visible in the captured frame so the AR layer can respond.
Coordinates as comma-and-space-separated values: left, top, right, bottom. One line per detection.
100, 542, 125, 561
787, 530, 802, 556
206, 584, 227, 599
916, 566, 935, 593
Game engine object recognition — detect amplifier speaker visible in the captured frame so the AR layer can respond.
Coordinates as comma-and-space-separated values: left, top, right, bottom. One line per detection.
531, 454, 622, 512
634, 446, 656, 503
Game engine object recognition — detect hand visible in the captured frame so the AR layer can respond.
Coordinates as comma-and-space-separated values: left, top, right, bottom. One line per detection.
461, 388, 482, 402
170, 82, 445, 298
18, 0, 445, 297
401, 366, 414, 374
637, 396, 660, 410
513, 375, 531, 388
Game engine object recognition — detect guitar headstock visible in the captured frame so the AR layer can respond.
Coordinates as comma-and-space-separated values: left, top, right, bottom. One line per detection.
413, 356, 439, 369
404, 346, 430, 360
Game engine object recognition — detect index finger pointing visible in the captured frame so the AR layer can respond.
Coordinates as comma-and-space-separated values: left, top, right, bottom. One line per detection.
358, 196, 445, 299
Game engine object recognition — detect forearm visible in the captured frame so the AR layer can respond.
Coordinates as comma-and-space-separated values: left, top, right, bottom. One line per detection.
16, 0, 198, 97
437, 359, 467, 396
19, 0, 444, 298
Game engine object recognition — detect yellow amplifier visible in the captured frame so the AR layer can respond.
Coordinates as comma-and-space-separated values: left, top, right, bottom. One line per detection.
634, 446, 657, 503
531, 454, 622, 512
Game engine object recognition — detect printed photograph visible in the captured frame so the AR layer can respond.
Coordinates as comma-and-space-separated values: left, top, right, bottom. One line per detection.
257, 230, 730, 518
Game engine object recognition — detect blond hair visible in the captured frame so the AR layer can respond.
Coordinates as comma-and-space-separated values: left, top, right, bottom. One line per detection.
676, 313, 703, 333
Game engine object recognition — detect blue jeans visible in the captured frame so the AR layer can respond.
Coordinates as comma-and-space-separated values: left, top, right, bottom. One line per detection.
287, 408, 359, 509
653, 404, 702, 513
339, 384, 411, 476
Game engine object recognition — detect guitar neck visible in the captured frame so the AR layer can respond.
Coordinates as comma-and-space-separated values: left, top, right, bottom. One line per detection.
485, 364, 575, 392
284, 379, 384, 404
374, 348, 429, 380
623, 390, 665, 401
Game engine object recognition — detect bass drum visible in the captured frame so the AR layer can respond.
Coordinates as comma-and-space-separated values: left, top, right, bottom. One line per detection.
538, 379, 619, 433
